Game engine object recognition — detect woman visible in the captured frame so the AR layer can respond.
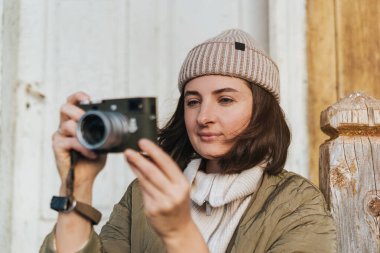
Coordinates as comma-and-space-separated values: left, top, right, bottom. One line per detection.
40, 29, 336, 253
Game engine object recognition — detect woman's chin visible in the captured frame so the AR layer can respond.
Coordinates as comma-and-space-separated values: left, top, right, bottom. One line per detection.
192, 142, 232, 160
197, 150, 227, 160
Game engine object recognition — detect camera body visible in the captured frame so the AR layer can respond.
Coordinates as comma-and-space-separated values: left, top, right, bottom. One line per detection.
76, 97, 157, 152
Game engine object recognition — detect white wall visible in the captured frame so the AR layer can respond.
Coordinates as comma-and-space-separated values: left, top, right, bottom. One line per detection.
0, 0, 19, 251
0, 0, 307, 251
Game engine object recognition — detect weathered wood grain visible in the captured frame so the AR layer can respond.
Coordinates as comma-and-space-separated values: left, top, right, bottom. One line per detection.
307, 0, 337, 185
320, 92, 380, 252
308, 0, 380, 187
321, 92, 380, 137
335, 0, 380, 98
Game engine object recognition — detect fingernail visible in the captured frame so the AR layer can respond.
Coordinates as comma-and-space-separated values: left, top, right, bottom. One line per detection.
125, 149, 135, 157
138, 138, 151, 148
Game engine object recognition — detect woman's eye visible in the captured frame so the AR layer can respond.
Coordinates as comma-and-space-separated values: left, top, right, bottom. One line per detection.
186, 100, 199, 107
219, 97, 234, 104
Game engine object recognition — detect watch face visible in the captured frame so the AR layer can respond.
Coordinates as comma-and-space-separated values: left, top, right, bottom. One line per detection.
50, 196, 70, 211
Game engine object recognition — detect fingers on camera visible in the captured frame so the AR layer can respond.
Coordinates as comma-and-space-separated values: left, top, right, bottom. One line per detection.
67, 91, 91, 104
52, 135, 97, 159
137, 139, 182, 182
60, 103, 85, 122
73, 142, 97, 159
58, 120, 77, 137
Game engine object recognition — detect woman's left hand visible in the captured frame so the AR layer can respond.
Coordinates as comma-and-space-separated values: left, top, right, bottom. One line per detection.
124, 139, 192, 240
125, 139, 210, 253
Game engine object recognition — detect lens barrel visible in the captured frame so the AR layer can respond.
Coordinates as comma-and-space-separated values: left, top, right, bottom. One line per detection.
77, 111, 129, 151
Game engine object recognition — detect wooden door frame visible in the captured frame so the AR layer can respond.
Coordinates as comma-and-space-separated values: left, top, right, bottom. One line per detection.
269, 0, 309, 179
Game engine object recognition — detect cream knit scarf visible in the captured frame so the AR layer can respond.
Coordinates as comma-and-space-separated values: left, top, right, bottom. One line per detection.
184, 159, 265, 253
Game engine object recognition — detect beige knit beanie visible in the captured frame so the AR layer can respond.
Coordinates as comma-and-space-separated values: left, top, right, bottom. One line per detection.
178, 29, 280, 100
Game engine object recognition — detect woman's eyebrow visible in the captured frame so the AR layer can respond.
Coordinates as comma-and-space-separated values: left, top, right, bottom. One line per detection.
212, 88, 238, 94
184, 88, 238, 97
184, 90, 200, 97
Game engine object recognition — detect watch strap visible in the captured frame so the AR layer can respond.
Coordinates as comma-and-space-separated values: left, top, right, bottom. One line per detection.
50, 196, 102, 225
50, 151, 101, 225
74, 201, 102, 225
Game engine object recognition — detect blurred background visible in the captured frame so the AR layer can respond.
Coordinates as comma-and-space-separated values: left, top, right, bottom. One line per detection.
0, 0, 379, 251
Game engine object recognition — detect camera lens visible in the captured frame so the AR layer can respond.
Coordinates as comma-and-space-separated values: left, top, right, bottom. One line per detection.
77, 111, 129, 151
81, 115, 105, 145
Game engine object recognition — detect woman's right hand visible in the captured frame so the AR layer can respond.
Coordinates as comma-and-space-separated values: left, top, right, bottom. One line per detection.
52, 91, 107, 195
53, 91, 106, 252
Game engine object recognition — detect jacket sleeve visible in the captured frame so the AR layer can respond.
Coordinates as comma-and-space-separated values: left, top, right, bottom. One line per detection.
39, 181, 135, 253
266, 179, 337, 253
39, 227, 102, 253
98, 180, 135, 253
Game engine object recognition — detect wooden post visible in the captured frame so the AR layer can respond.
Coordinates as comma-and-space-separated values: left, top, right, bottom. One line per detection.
320, 92, 380, 252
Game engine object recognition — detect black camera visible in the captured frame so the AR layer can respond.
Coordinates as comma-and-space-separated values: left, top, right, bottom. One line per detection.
76, 97, 157, 152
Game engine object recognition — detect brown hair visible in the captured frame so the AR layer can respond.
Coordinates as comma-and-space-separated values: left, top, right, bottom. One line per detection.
157, 83, 291, 175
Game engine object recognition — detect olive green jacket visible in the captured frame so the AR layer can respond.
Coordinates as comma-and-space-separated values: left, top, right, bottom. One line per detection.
40, 170, 336, 253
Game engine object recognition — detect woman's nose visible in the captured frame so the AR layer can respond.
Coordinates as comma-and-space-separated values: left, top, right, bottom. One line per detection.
197, 104, 215, 125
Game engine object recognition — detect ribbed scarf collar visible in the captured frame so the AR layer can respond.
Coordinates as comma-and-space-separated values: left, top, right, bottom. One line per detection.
184, 159, 265, 208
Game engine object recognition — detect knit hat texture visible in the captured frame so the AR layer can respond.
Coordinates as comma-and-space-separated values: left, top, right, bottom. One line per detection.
178, 29, 280, 100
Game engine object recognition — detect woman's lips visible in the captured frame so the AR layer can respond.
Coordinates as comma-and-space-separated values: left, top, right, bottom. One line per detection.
198, 133, 221, 142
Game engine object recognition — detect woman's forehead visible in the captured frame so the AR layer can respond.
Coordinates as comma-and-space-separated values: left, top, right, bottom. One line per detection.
184, 75, 250, 92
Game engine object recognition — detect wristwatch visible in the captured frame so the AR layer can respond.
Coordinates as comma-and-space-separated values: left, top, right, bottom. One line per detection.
50, 196, 102, 225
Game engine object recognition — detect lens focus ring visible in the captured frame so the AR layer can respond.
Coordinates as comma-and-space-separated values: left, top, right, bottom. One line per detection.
76, 111, 129, 151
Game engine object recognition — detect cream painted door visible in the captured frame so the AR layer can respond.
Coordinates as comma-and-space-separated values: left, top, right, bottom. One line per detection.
9, 0, 269, 251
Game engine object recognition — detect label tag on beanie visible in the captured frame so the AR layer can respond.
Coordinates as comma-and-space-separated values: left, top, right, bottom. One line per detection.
235, 42, 245, 51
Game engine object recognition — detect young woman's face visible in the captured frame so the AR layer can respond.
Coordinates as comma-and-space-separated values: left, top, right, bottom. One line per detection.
184, 75, 253, 160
